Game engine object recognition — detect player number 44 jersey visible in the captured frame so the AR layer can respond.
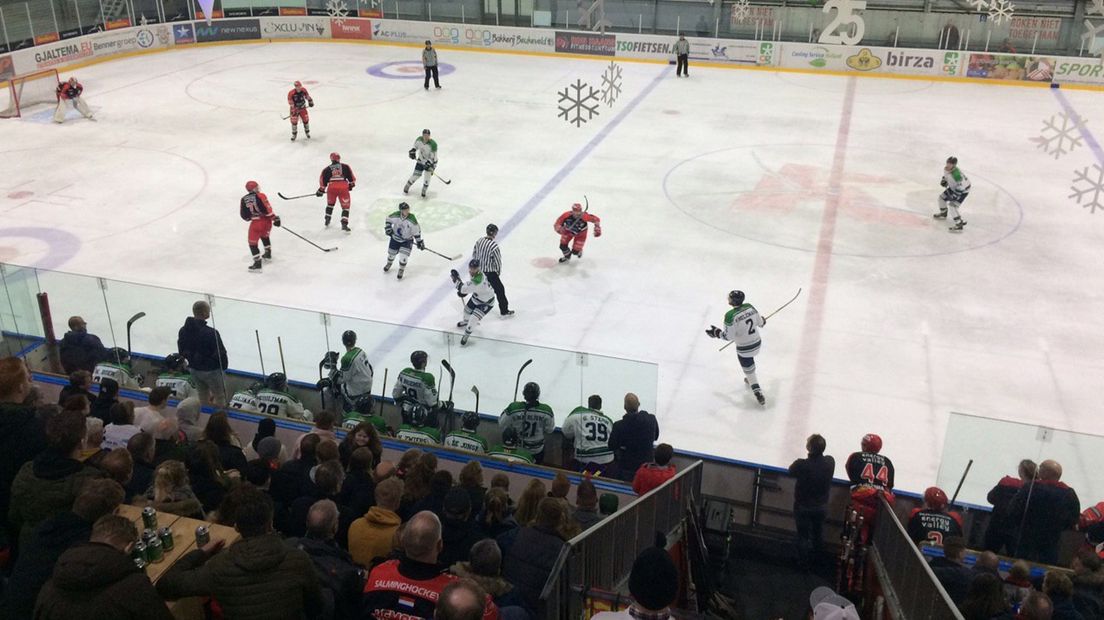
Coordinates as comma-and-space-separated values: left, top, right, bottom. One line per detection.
845, 451, 895, 491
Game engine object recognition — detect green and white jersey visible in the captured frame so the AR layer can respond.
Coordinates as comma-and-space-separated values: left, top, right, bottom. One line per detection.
256, 388, 312, 421
411, 136, 438, 167
723, 303, 764, 354
457, 272, 495, 306
385, 212, 423, 244
489, 445, 535, 464
155, 372, 196, 400
561, 406, 614, 464
92, 362, 141, 389
392, 367, 437, 410
396, 424, 441, 445
229, 390, 261, 413
341, 410, 389, 435
443, 429, 488, 454
338, 347, 373, 398
498, 401, 556, 454
942, 166, 971, 193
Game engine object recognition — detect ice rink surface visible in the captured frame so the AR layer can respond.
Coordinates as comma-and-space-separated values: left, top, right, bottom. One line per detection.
3, 40, 1104, 498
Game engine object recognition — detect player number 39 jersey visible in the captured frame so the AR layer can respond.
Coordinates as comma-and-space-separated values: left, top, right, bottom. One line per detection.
561, 406, 614, 463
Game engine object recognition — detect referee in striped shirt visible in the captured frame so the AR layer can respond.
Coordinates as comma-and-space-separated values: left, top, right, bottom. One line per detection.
472, 224, 514, 316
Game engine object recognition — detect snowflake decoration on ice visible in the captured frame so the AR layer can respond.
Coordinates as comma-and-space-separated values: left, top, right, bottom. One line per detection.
1030, 112, 1086, 160
599, 62, 622, 108
987, 0, 1015, 25
557, 79, 600, 128
732, 0, 752, 23
1070, 164, 1104, 214
325, 0, 349, 22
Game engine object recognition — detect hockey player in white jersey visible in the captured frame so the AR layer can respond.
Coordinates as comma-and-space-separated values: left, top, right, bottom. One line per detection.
443, 410, 488, 454
450, 259, 496, 346
383, 202, 424, 280
257, 372, 313, 421
92, 348, 143, 390
228, 381, 263, 413
155, 353, 196, 400
561, 394, 614, 473
706, 290, 767, 406
392, 350, 440, 428
935, 156, 971, 232
403, 129, 438, 198
334, 330, 373, 410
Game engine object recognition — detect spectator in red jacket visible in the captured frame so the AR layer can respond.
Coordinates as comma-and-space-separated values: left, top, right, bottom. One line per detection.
632, 443, 676, 495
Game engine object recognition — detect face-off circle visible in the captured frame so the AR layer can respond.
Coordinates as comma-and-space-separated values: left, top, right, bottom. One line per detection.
366, 61, 456, 79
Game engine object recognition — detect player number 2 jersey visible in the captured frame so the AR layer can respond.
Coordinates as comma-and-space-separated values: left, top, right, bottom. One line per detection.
723, 303, 764, 354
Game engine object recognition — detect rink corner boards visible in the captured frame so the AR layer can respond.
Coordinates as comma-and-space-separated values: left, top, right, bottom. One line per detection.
37, 33, 1104, 95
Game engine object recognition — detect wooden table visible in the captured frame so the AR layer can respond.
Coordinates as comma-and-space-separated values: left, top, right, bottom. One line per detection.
116, 505, 241, 620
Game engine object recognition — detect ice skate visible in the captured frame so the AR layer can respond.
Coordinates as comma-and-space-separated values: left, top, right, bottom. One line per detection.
933, 209, 947, 220
558, 254, 571, 263
305, 130, 311, 139
420, 187, 427, 198
461, 333, 470, 346
949, 219, 967, 232
290, 134, 297, 142
383, 260, 393, 273
501, 310, 515, 317
341, 223, 351, 233
745, 379, 766, 405
396, 267, 405, 280
403, 183, 411, 195
324, 215, 331, 227
249, 259, 263, 273
262, 248, 272, 261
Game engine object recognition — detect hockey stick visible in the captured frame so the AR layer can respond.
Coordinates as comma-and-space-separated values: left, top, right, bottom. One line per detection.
277, 336, 288, 377
125, 312, 146, 358
949, 459, 973, 508
513, 359, 533, 401
718, 288, 803, 352
278, 192, 316, 200
471, 385, 480, 415
280, 225, 338, 252
317, 355, 328, 411
441, 359, 456, 404
584, 195, 589, 212
423, 246, 461, 261
255, 330, 266, 376
432, 170, 452, 185
378, 368, 389, 417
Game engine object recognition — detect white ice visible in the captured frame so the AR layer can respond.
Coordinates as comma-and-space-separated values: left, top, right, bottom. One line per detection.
2, 41, 1103, 504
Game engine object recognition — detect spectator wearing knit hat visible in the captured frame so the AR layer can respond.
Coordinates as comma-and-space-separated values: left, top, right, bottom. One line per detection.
591, 545, 680, 619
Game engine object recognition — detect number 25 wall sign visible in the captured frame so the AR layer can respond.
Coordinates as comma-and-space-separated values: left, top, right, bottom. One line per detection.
819, 0, 867, 46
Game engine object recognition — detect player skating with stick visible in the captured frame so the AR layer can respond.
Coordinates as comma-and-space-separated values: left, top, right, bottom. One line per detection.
403, 129, 439, 198
316, 152, 356, 231
936, 156, 970, 232
287, 80, 313, 141
240, 181, 281, 273
451, 259, 496, 346
554, 202, 601, 263
705, 290, 767, 405
383, 202, 424, 279
718, 288, 801, 351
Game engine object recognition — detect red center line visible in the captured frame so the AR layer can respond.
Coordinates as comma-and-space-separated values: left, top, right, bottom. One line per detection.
787, 77, 857, 430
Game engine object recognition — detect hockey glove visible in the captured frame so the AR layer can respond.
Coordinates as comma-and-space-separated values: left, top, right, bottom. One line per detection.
408, 148, 417, 160
705, 326, 723, 339
273, 216, 282, 227
385, 224, 394, 237
316, 378, 332, 391
450, 269, 461, 283
441, 400, 454, 412
940, 178, 948, 187
555, 226, 565, 235
308, 100, 314, 107
594, 225, 602, 238
426, 163, 436, 172
315, 189, 324, 197
416, 240, 426, 251
349, 182, 355, 190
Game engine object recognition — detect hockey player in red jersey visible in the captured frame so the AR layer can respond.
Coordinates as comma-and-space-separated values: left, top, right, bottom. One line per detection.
315, 152, 356, 231
53, 76, 93, 123
554, 203, 601, 263
844, 433, 895, 544
240, 180, 281, 272
287, 80, 313, 141
907, 486, 964, 546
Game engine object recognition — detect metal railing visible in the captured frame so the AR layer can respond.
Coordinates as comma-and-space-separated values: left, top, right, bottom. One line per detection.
868, 495, 963, 620
539, 460, 703, 619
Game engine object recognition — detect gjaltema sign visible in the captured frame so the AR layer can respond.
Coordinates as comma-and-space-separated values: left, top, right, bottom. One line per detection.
32, 41, 94, 69
554, 31, 615, 56
260, 18, 330, 38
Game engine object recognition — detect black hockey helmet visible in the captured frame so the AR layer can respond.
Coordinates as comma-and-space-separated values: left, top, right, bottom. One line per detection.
410, 350, 428, 369
522, 381, 540, 403
501, 426, 520, 448
110, 347, 130, 364
486, 223, 499, 236
342, 330, 357, 347
399, 202, 411, 212
164, 353, 186, 371
354, 394, 374, 415
946, 156, 958, 165
468, 258, 481, 270
728, 290, 745, 306
461, 410, 480, 431
266, 372, 287, 391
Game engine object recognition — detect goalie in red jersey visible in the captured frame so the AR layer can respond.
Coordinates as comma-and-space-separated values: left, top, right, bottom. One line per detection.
287, 80, 313, 141
240, 180, 280, 273
554, 202, 601, 263
54, 76, 93, 123
316, 152, 356, 232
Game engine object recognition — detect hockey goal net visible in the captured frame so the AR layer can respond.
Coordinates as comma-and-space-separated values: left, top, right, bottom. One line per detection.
0, 69, 60, 118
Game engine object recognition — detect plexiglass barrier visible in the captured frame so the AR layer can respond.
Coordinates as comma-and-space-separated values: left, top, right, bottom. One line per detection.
935, 411, 1101, 509
0, 262, 658, 424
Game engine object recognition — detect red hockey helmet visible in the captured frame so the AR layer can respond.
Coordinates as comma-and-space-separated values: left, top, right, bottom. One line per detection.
571, 203, 582, 213
924, 486, 948, 510
330, 152, 341, 162
245, 180, 259, 192
294, 80, 303, 88
861, 433, 882, 453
